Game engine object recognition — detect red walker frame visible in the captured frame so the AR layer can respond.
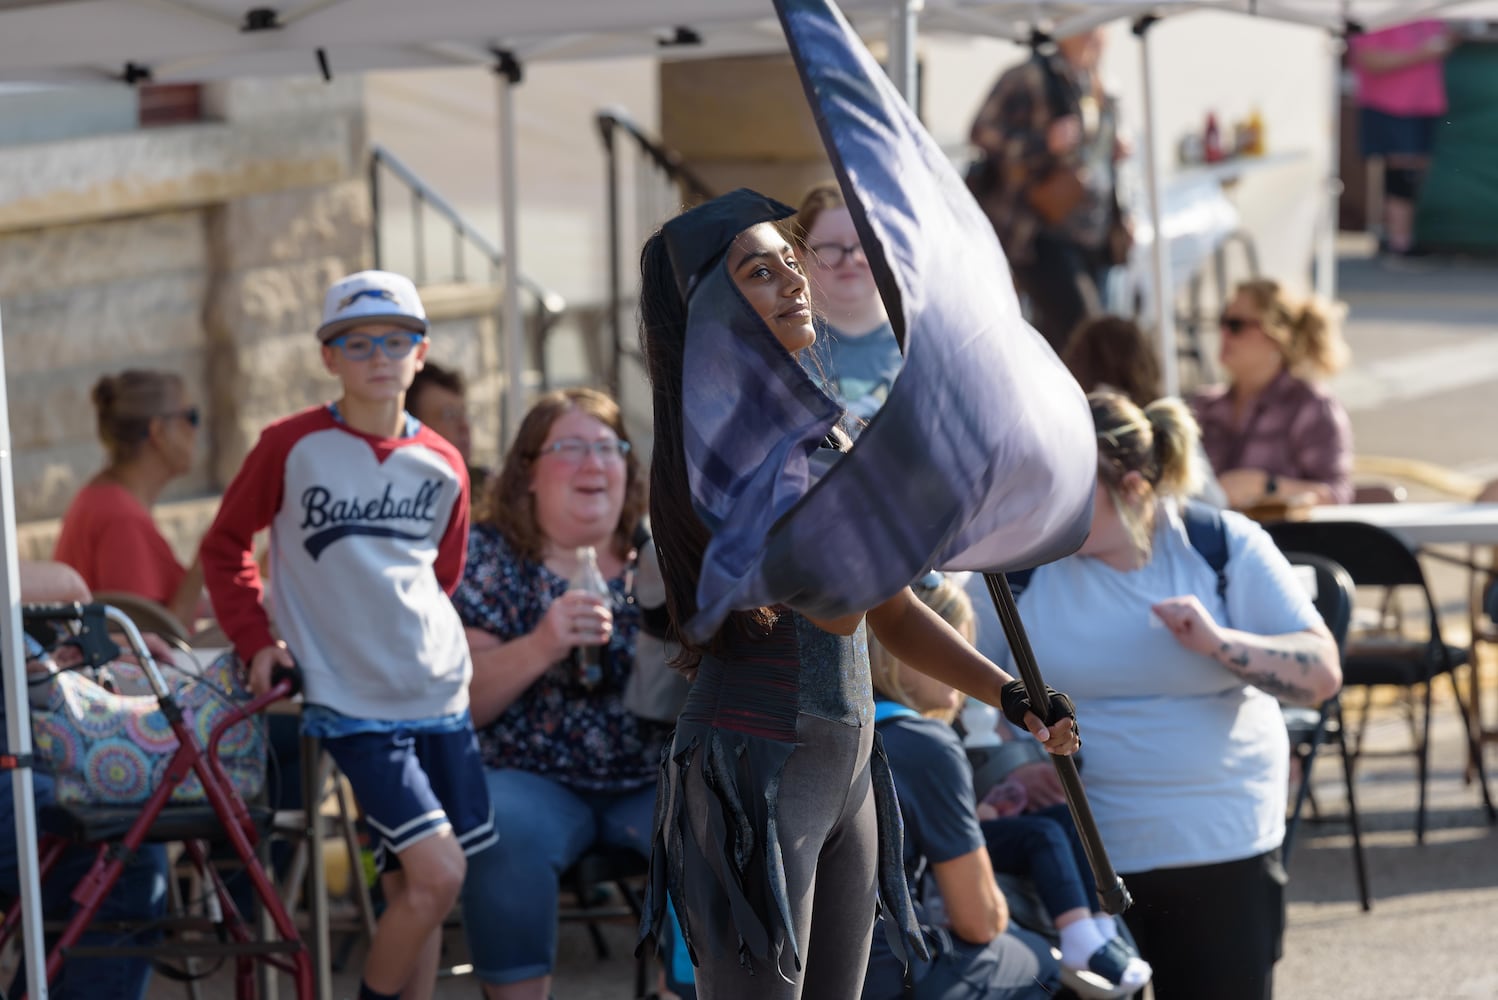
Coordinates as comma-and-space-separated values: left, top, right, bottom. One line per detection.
1, 603, 313, 999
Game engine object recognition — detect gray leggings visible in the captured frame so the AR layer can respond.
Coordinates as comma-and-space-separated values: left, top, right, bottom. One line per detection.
679, 714, 878, 1000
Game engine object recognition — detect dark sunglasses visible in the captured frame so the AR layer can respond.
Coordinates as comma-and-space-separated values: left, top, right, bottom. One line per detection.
1218, 313, 1261, 336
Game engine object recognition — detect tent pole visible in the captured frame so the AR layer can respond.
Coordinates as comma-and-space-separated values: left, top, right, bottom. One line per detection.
1134, 16, 1177, 397
495, 50, 526, 446
1317, 30, 1344, 303
0, 306, 51, 1000
888, 0, 922, 106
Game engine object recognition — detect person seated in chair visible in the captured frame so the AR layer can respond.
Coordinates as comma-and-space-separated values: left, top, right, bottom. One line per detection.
451, 388, 660, 1000
53, 369, 209, 628
864, 572, 1149, 1000
1189, 280, 1354, 509
2, 560, 170, 1000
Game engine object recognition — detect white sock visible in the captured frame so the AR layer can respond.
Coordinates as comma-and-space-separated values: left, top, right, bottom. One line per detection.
1089, 914, 1153, 991
1058, 918, 1109, 970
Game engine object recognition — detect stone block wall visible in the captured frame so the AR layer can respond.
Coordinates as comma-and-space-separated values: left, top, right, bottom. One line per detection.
0, 76, 371, 551
3, 75, 523, 568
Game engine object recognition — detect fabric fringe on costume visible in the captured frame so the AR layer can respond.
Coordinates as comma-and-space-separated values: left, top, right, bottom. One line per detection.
638, 724, 927, 981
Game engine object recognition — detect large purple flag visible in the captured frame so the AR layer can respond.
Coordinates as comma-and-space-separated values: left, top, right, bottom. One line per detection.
680, 0, 1096, 644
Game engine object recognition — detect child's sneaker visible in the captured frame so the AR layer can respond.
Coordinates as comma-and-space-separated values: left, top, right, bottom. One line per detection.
1058, 936, 1153, 1000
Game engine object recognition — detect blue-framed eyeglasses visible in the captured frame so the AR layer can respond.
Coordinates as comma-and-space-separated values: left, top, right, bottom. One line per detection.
537, 437, 631, 464
327, 331, 426, 361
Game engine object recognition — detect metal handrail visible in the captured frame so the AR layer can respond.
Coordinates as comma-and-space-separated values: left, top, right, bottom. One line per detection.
596, 107, 716, 394
368, 143, 567, 383
595, 107, 715, 204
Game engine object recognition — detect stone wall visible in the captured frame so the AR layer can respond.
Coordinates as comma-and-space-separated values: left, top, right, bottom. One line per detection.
0, 76, 371, 536
3, 75, 525, 571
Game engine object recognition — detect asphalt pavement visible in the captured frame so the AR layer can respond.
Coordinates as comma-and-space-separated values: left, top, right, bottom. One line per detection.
147, 246, 1498, 999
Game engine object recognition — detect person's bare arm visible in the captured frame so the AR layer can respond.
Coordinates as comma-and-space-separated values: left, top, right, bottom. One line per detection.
1153, 596, 1341, 707
467, 590, 611, 728
930, 847, 1009, 944
1354, 33, 1453, 74
868, 588, 1078, 752
18, 560, 92, 604
168, 557, 206, 628
1218, 469, 1339, 508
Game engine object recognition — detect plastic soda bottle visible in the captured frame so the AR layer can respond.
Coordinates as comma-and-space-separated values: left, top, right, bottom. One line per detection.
569, 545, 610, 689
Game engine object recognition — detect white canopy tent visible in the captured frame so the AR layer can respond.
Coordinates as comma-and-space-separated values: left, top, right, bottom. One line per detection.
7, 1, 1498, 994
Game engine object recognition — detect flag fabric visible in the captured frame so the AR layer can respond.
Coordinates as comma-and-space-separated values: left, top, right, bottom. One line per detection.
679, 0, 1096, 644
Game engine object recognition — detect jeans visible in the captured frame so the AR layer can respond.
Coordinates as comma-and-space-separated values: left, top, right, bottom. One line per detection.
459, 768, 654, 984
1, 793, 169, 1000
982, 803, 1096, 921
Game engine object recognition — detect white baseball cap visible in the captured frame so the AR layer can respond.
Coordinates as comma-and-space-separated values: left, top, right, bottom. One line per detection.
316, 270, 429, 343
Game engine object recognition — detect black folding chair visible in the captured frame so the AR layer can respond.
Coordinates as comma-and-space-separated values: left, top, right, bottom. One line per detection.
1279, 552, 1370, 911
1267, 520, 1497, 844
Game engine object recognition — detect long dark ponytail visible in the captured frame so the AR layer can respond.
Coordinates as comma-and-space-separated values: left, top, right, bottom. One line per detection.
639, 230, 773, 668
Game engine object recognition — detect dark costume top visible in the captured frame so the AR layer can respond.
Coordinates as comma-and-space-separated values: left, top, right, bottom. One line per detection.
639, 609, 924, 975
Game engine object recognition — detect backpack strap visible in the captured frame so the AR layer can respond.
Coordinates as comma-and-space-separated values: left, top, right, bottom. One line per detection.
1003, 567, 1036, 600
1180, 500, 1229, 604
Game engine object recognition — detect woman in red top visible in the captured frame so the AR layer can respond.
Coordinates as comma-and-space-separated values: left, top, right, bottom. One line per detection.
53, 369, 205, 625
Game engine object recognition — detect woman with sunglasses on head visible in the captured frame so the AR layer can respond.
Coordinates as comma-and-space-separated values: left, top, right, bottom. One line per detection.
54, 368, 208, 627
635, 190, 1080, 1000
794, 182, 902, 424
451, 387, 662, 1000
1190, 279, 1353, 510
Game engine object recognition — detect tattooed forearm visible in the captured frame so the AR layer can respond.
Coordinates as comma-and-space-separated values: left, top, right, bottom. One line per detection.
1217, 642, 1250, 669
1234, 668, 1316, 704
1213, 637, 1325, 705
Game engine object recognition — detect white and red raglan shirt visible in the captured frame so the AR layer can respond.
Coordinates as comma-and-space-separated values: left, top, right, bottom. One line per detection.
201, 406, 472, 722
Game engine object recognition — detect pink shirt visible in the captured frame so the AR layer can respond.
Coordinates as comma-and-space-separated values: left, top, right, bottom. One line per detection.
1351, 20, 1449, 117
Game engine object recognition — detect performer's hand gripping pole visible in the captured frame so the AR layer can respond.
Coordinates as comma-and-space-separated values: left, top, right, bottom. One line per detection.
982, 572, 1132, 915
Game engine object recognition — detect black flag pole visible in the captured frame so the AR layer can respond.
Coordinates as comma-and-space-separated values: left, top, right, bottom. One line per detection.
982, 571, 1132, 915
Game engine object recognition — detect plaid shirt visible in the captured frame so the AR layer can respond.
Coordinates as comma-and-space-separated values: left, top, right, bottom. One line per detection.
1190, 370, 1354, 504
968, 55, 1126, 267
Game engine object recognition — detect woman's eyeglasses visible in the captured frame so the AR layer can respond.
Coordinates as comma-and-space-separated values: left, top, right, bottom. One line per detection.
1218, 314, 1261, 336
808, 242, 866, 268
537, 438, 631, 464
327, 331, 427, 360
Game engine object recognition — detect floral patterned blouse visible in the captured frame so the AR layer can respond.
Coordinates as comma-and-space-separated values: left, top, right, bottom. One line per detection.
451, 523, 660, 792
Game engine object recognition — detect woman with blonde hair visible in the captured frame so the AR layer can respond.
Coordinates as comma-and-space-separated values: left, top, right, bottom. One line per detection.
53, 369, 205, 625
1003, 390, 1341, 1000
1190, 278, 1353, 508
867, 573, 1149, 1000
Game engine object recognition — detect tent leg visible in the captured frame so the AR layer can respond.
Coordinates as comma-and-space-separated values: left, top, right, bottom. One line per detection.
495, 52, 527, 446
0, 305, 51, 999
1134, 17, 1177, 397
887, 0, 921, 107
1317, 31, 1344, 303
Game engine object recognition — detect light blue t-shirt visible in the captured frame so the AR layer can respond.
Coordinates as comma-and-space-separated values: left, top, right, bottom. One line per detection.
821, 320, 903, 421
980, 501, 1321, 873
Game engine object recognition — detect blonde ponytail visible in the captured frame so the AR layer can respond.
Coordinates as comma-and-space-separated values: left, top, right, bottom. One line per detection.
1142, 397, 1203, 500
